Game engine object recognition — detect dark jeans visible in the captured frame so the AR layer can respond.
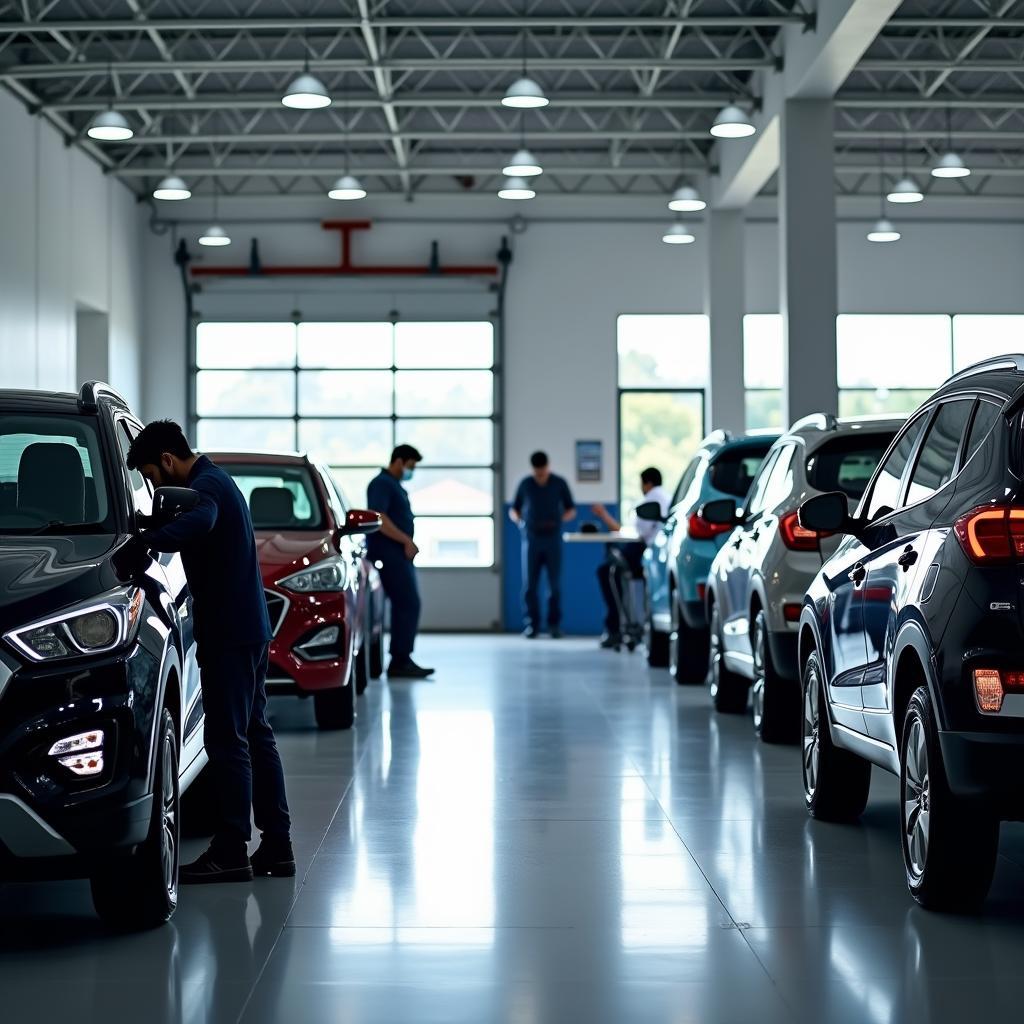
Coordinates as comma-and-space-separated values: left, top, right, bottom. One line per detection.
597, 542, 645, 633
376, 551, 421, 663
198, 642, 291, 850
523, 533, 563, 629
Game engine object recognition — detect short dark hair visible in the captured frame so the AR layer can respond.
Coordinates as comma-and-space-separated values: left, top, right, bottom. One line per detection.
530, 451, 549, 469
640, 467, 662, 487
126, 420, 193, 470
391, 444, 423, 464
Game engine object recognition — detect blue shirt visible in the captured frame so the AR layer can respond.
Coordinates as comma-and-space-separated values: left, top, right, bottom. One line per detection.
513, 474, 575, 537
366, 468, 414, 556
142, 455, 272, 649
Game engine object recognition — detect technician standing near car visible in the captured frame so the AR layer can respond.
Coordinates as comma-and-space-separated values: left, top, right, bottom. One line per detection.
366, 444, 434, 679
510, 451, 576, 638
127, 421, 294, 884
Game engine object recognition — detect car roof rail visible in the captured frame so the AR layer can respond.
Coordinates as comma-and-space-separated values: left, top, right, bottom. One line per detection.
942, 354, 1024, 388
703, 428, 734, 445
78, 380, 130, 413
788, 412, 838, 433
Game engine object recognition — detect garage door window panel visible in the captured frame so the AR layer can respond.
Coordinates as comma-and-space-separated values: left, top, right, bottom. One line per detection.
297, 322, 394, 368
196, 370, 296, 418
395, 371, 493, 417
395, 322, 493, 369
298, 370, 393, 417
197, 322, 297, 369
197, 418, 298, 453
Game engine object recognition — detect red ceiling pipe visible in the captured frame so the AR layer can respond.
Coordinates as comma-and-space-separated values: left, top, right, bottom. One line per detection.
191, 219, 498, 278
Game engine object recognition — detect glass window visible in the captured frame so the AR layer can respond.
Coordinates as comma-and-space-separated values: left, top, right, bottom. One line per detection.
395, 322, 494, 369
395, 370, 493, 417
617, 315, 709, 388
218, 464, 323, 529
297, 322, 393, 368
196, 370, 296, 418
744, 314, 784, 430
198, 418, 297, 453
838, 389, 935, 418
905, 400, 974, 506
710, 443, 774, 500
298, 370, 393, 417
837, 315, 952, 389
806, 432, 898, 500
116, 422, 152, 516
671, 456, 702, 509
762, 445, 797, 512
405, 468, 494, 516
964, 401, 1001, 466
197, 322, 296, 369
299, 419, 393, 467
952, 315, 1024, 372
742, 448, 780, 517
330, 467, 379, 511
395, 419, 494, 467
413, 516, 494, 569
864, 415, 928, 521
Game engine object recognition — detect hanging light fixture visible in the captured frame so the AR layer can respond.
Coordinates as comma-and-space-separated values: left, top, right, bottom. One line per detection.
502, 4, 548, 108
668, 184, 706, 213
498, 177, 536, 200
282, 31, 331, 109
199, 183, 231, 246
931, 108, 970, 178
87, 108, 134, 142
503, 111, 543, 176
662, 222, 696, 245
868, 149, 900, 243
153, 175, 191, 201
887, 129, 923, 203
328, 73, 367, 200
710, 103, 755, 139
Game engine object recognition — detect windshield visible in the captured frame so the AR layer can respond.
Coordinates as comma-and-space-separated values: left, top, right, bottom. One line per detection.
219, 463, 325, 530
709, 443, 774, 498
806, 432, 898, 500
0, 413, 114, 534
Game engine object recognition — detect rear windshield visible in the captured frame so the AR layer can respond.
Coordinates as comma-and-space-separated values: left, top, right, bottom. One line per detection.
0, 413, 113, 534
709, 444, 774, 498
219, 463, 325, 530
806, 432, 898, 499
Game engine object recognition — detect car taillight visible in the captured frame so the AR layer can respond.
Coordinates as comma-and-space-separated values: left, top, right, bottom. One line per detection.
687, 512, 733, 541
783, 603, 802, 623
954, 506, 1024, 564
779, 510, 826, 551
973, 668, 1024, 714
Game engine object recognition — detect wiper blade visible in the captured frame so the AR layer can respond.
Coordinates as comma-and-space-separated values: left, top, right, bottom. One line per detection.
27, 520, 68, 536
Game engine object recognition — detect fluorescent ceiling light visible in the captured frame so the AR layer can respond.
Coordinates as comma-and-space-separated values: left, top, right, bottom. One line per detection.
931, 151, 970, 178
198, 224, 232, 247
501, 77, 549, 109
662, 223, 696, 245
886, 176, 923, 203
498, 176, 536, 200
328, 174, 367, 200
668, 185, 706, 213
87, 109, 133, 141
502, 148, 543, 177
153, 175, 191, 201
710, 104, 755, 139
282, 72, 332, 109
866, 218, 900, 243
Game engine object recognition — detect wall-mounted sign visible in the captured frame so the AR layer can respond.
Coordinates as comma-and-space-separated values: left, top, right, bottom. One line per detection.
575, 440, 603, 483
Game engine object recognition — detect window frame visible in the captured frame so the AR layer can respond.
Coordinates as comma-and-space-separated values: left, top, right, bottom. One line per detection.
902, 397, 977, 509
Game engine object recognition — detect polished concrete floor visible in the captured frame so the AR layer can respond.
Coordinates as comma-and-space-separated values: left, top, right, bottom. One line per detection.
4, 635, 1024, 1024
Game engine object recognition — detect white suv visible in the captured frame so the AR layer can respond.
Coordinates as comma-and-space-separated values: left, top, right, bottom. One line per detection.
703, 414, 904, 742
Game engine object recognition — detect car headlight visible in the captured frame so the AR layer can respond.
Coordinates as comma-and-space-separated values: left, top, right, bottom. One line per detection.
277, 557, 350, 594
4, 587, 144, 663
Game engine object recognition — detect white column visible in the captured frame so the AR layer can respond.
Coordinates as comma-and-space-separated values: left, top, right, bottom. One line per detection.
779, 97, 839, 425
705, 208, 746, 435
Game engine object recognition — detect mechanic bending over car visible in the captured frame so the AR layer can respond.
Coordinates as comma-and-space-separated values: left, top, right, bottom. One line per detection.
366, 444, 435, 680
127, 421, 294, 884
592, 467, 670, 649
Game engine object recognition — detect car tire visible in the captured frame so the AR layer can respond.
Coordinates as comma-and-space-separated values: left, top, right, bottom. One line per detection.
645, 616, 671, 668
369, 626, 384, 681
900, 686, 999, 912
91, 707, 179, 930
752, 611, 799, 744
354, 622, 370, 696
708, 602, 748, 713
314, 685, 355, 730
802, 650, 870, 822
670, 594, 709, 685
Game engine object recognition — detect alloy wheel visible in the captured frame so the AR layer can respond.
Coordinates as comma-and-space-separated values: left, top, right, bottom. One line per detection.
752, 622, 766, 732
161, 735, 179, 902
903, 717, 930, 881
802, 667, 820, 798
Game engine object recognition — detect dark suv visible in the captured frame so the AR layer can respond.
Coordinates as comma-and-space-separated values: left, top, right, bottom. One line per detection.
0, 382, 202, 928
798, 356, 1024, 910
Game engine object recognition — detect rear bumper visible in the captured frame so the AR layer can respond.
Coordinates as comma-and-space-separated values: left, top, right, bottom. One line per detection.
939, 730, 1024, 815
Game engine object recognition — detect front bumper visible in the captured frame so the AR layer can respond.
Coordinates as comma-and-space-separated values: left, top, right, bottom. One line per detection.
267, 587, 352, 694
939, 730, 1024, 816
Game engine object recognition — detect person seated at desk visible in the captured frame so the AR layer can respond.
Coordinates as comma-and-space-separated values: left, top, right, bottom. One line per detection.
591, 467, 670, 649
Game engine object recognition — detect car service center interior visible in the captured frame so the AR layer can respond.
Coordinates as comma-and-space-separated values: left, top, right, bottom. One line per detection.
3, 3, 1024, 1023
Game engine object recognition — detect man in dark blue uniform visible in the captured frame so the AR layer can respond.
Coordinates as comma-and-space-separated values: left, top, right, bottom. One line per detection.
366, 444, 434, 679
510, 451, 576, 638
128, 421, 293, 884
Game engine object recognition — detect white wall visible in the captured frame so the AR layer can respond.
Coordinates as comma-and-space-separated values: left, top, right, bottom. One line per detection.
0, 92, 145, 405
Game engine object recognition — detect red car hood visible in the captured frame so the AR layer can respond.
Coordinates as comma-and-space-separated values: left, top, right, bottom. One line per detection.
255, 531, 333, 583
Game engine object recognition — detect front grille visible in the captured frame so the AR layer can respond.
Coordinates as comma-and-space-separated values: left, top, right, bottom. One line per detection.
265, 590, 289, 636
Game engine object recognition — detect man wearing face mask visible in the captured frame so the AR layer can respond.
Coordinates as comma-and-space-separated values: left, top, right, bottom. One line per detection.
366, 444, 433, 679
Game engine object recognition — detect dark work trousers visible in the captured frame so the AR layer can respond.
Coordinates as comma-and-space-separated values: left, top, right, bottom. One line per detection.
376, 552, 421, 663
597, 542, 646, 633
523, 532, 563, 629
197, 642, 291, 851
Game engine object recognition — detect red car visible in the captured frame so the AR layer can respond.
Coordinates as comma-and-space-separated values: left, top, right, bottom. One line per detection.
209, 452, 385, 730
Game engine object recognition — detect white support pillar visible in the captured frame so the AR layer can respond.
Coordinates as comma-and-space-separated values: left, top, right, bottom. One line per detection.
780, 98, 838, 426
705, 208, 746, 435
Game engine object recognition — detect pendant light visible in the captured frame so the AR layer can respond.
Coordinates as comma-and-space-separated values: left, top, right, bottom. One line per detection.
710, 103, 755, 139
199, 182, 231, 246
502, 4, 548, 108
87, 63, 133, 141
503, 111, 542, 176
498, 177, 536, 200
931, 108, 970, 178
668, 184, 706, 213
328, 73, 366, 200
867, 151, 900, 243
282, 30, 331, 109
662, 222, 696, 245
887, 130, 923, 203
153, 175, 191, 201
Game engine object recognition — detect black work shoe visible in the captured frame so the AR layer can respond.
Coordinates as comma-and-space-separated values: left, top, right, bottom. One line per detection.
550, 627, 564, 639
523, 628, 539, 639
600, 632, 621, 649
180, 845, 254, 885
251, 837, 297, 878
388, 659, 434, 679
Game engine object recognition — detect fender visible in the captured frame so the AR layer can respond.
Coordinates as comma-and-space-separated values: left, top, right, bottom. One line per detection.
146, 642, 184, 788
890, 616, 942, 730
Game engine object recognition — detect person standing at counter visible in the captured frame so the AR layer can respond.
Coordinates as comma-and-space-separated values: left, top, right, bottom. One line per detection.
510, 451, 576, 638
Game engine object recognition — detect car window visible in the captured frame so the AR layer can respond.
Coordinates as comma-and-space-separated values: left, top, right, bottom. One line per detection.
743, 448, 780, 518
116, 421, 153, 517
905, 399, 975, 507
806, 432, 898, 500
219, 464, 324, 529
762, 444, 797, 512
963, 400, 1001, 466
864, 414, 929, 522
710, 445, 773, 499
321, 465, 350, 518
671, 456, 702, 508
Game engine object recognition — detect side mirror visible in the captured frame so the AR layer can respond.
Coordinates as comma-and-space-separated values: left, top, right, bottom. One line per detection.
634, 500, 666, 523
798, 492, 854, 534
700, 498, 738, 526
151, 487, 200, 527
338, 508, 382, 538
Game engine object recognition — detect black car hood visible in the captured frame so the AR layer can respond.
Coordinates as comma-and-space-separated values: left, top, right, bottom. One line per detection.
0, 534, 124, 634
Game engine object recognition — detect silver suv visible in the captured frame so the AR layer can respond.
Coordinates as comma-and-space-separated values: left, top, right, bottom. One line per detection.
702, 414, 904, 742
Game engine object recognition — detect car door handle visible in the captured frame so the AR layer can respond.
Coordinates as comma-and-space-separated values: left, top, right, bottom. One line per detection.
897, 546, 919, 571
732, 536, 743, 549
750, 529, 760, 542
848, 562, 867, 586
